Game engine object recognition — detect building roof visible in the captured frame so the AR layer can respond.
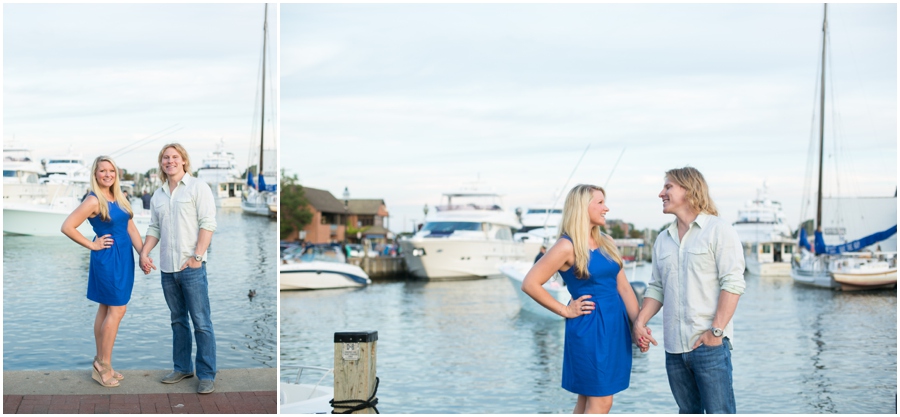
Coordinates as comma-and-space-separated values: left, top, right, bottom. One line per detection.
302, 187, 347, 214
347, 199, 385, 215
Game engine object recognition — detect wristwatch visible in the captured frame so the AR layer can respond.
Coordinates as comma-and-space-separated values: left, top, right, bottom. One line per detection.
193, 254, 203, 262
711, 327, 724, 337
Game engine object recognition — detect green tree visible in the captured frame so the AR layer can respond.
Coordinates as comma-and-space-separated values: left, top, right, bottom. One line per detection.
611, 224, 625, 239
280, 170, 313, 240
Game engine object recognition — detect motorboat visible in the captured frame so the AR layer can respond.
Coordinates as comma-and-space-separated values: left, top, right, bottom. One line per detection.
280, 244, 372, 290
196, 139, 245, 208
499, 261, 570, 320
4, 144, 48, 204
733, 184, 796, 276
400, 189, 536, 280
280, 365, 333, 414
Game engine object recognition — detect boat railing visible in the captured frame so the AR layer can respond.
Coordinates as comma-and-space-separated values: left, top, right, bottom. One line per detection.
435, 203, 502, 212
281, 365, 333, 400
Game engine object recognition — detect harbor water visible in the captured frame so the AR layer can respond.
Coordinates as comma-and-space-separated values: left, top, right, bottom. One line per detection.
280, 265, 897, 413
3, 208, 277, 371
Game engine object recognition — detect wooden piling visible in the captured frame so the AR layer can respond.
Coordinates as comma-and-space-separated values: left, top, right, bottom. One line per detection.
333, 331, 378, 414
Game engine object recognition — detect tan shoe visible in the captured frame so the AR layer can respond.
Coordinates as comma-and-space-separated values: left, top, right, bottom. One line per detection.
91, 358, 120, 388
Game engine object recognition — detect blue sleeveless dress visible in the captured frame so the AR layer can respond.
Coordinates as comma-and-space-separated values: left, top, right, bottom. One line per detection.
86, 193, 135, 306
559, 235, 631, 397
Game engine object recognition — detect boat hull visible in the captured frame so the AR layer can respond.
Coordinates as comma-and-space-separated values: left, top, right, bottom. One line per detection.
832, 269, 897, 291
499, 261, 570, 320
791, 267, 838, 289
280, 382, 333, 413
4, 204, 93, 237
746, 258, 792, 276
279, 261, 371, 290
400, 239, 534, 280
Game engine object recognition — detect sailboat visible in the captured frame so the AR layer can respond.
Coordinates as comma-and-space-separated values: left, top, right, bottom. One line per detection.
241, 3, 277, 219
790, 4, 897, 291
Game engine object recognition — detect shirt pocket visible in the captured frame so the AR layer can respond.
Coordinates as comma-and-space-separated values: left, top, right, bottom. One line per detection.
175, 195, 196, 219
657, 252, 677, 278
152, 199, 170, 219
685, 245, 714, 274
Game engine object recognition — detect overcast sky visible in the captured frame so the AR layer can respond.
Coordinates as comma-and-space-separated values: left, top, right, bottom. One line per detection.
281, 3, 897, 235
4, 3, 277, 176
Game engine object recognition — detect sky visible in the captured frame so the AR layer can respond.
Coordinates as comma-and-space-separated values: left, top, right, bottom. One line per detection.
280, 3, 897, 235
3, 3, 277, 177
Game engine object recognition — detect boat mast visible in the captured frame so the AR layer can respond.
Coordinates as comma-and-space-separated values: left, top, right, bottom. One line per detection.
258, 3, 268, 188
816, 4, 827, 232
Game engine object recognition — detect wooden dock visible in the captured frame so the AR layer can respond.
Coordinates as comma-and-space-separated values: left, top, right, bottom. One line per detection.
347, 257, 406, 279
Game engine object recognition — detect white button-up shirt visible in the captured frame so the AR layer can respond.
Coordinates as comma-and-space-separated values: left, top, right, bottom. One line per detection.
147, 174, 217, 273
645, 213, 745, 354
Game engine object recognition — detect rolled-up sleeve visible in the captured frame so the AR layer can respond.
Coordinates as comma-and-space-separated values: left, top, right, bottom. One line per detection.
146, 193, 161, 240
196, 182, 217, 233
715, 225, 746, 295
645, 239, 666, 303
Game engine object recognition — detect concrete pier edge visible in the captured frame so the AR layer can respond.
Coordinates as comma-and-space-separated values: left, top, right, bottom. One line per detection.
3, 368, 275, 396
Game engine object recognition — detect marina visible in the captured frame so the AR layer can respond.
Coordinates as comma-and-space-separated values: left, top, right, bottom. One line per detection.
280, 264, 897, 413
3, 208, 277, 372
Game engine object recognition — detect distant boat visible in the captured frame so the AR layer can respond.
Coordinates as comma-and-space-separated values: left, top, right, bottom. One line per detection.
399, 186, 534, 280
280, 244, 371, 290
733, 184, 797, 276
197, 139, 244, 208
241, 4, 277, 219
790, 4, 897, 290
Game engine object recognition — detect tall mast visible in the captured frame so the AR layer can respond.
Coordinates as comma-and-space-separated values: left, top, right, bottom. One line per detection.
816, 4, 827, 231
258, 3, 268, 187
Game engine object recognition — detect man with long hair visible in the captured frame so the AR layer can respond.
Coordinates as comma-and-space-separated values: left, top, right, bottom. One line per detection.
634, 167, 745, 414
140, 143, 218, 394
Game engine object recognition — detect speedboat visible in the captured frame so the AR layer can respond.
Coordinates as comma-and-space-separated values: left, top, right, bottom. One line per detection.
196, 139, 245, 208
280, 365, 333, 414
400, 189, 536, 280
499, 261, 570, 320
280, 245, 371, 290
732, 184, 796, 276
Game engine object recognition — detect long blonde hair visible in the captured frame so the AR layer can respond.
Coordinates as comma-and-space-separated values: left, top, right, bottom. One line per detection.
558, 184, 623, 279
157, 143, 192, 183
90, 156, 133, 221
665, 166, 718, 216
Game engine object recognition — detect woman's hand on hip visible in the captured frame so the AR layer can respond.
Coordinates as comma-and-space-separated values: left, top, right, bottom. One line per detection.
564, 295, 594, 318
91, 234, 113, 251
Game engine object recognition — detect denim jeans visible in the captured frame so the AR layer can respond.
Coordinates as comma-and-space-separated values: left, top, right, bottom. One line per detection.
665, 338, 735, 414
161, 263, 217, 381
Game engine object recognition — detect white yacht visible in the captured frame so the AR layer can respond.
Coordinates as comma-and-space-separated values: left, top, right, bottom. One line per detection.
499, 261, 570, 320
196, 140, 244, 208
732, 185, 796, 276
280, 245, 371, 290
3, 145, 47, 204
280, 365, 333, 414
400, 191, 535, 280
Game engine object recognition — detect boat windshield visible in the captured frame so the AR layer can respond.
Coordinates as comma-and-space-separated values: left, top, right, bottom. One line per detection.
422, 222, 483, 233
299, 246, 346, 263
526, 208, 562, 214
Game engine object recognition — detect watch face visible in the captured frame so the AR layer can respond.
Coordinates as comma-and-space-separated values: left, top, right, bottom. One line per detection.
712, 328, 723, 337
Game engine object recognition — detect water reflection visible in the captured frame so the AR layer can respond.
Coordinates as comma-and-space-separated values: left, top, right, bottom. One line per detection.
4, 209, 277, 371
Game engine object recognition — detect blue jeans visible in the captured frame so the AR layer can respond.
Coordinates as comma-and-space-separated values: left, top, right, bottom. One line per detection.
161, 263, 217, 381
665, 338, 735, 414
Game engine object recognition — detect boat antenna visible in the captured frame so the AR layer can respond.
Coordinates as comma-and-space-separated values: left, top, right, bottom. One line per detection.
543, 144, 591, 229
256, 3, 268, 189
603, 147, 626, 189
815, 3, 827, 234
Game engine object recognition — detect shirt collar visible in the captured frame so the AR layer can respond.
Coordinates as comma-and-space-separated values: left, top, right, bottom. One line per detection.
665, 212, 711, 242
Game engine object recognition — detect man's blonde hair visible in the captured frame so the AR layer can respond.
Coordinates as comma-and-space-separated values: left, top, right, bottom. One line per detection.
157, 143, 192, 183
665, 166, 718, 216
558, 184, 623, 279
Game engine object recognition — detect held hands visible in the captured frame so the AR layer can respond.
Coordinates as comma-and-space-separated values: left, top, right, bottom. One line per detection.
633, 323, 658, 353
140, 254, 157, 275
563, 295, 595, 318
91, 235, 113, 251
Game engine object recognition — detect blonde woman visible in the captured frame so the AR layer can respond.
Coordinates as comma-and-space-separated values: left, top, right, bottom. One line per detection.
522, 184, 640, 414
62, 156, 144, 388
